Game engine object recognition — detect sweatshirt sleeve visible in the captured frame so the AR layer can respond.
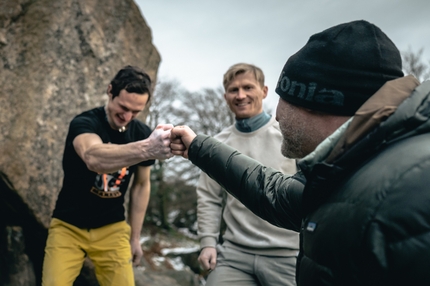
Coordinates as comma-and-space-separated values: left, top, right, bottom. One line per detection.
196, 172, 224, 249
189, 135, 304, 231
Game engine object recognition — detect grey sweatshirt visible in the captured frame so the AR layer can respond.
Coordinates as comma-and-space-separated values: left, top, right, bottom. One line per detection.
197, 116, 300, 256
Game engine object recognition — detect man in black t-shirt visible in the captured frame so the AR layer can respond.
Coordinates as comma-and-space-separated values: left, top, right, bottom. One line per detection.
42, 66, 173, 286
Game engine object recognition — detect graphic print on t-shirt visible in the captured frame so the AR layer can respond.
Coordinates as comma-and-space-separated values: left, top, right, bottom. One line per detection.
90, 167, 129, 198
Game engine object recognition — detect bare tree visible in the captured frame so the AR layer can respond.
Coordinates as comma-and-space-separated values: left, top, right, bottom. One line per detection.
147, 79, 184, 127
146, 79, 234, 230
175, 87, 235, 135
402, 47, 430, 82
146, 79, 185, 229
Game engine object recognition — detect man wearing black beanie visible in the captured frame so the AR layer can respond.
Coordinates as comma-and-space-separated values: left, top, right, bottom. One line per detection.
170, 20, 430, 285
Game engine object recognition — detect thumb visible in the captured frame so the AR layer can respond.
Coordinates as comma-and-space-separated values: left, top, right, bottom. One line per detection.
209, 260, 216, 270
156, 123, 174, 131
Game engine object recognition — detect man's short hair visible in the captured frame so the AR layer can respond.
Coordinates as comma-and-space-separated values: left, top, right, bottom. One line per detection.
110, 65, 152, 101
223, 63, 265, 90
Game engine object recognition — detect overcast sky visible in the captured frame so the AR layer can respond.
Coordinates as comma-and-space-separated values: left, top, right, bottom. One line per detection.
135, 0, 429, 111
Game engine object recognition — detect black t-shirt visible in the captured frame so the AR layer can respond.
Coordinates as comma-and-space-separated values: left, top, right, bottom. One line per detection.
52, 106, 155, 228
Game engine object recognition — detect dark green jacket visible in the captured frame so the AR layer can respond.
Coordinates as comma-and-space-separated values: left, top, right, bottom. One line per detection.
188, 77, 430, 285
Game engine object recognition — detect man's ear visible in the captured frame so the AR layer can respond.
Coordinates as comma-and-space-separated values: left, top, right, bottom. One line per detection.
107, 84, 113, 98
262, 86, 268, 99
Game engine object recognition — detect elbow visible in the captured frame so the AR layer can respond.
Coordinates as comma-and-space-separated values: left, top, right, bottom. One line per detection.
83, 154, 103, 173
85, 161, 100, 173
86, 162, 100, 173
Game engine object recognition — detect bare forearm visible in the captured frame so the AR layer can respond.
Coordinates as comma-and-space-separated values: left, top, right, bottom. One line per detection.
129, 208, 146, 242
129, 187, 150, 242
76, 125, 173, 174
84, 140, 153, 173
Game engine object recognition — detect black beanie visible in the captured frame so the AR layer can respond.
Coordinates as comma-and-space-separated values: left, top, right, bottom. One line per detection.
275, 20, 404, 116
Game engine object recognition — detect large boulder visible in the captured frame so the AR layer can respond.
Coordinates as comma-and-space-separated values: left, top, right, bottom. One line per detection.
0, 0, 160, 284
0, 0, 160, 228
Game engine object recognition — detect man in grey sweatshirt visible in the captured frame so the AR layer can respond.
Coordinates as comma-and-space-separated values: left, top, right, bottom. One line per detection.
197, 63, 299, 286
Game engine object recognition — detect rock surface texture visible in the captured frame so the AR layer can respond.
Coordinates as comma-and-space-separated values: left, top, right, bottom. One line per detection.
0, 0, 164, 285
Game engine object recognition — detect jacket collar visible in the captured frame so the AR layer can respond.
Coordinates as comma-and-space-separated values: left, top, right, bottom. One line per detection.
298, 76, 428, 214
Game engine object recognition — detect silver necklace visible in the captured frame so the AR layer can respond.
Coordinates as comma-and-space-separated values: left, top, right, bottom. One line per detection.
105, 108, 126, 133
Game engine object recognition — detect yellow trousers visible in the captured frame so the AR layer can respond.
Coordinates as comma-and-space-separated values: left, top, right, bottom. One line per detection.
42, 218, 134, 286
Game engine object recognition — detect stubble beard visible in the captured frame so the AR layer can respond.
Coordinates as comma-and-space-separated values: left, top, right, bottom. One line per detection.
281, 132, 306, 159
280, 123, 326, 160
279, 118, 316, 159
278, 103, 318, 160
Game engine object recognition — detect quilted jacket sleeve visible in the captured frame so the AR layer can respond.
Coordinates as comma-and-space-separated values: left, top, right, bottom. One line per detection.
189, 135, 304, 231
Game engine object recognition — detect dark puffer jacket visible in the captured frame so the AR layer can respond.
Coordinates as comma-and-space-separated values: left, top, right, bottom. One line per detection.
188, 77, 430, 286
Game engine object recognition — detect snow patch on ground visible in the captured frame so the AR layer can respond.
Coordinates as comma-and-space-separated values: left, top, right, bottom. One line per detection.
161, 245, 200, 256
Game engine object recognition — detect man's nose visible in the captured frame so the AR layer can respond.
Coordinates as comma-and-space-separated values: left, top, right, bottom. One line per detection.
237, 88, 246, 99
123, 111, 133, 121
275, 98, 282, 121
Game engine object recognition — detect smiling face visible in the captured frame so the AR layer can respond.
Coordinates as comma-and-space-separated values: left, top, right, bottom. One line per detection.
105, 86, 149, 130
224, 71, 268, 119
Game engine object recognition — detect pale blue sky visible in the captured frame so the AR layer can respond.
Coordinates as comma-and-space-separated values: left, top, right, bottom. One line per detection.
136, 0, 430, 111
